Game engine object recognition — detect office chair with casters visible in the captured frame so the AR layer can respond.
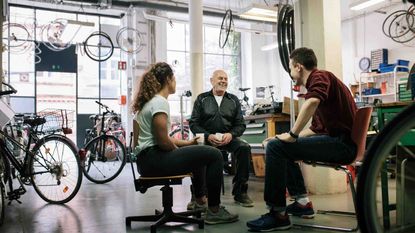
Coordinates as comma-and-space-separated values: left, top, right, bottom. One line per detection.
293, 106, 373, 232
125, 153, 204, 233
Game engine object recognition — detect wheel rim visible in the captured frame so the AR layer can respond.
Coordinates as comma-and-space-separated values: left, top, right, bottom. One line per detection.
359, 105, 415, 233
31, 137, 81, 203
83, 136, 125, 183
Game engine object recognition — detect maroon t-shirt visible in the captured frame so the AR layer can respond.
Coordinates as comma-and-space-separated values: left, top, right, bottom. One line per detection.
304, 69, 357, 138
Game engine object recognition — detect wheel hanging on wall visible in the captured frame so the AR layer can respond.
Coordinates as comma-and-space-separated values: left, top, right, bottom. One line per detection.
2, 22, 32, 54
83, 31, 114, 62
219, 9, 234, 48
40, 19, 72, 52
277, 4, 295, 74
116, 27, 143, 54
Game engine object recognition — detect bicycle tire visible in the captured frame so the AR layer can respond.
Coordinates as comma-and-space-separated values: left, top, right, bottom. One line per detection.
219, 9, 233, 48
169, 127, 190, 140
0, 153, 6, 226
30, 135, 82, 204
83, 31, 114, 62
357, 103, 415, 233
0, 182, 4, 226
83, 135, 126, 184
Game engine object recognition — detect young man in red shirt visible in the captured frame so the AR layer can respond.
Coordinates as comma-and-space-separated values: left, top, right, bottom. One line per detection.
247, 47, 357, 231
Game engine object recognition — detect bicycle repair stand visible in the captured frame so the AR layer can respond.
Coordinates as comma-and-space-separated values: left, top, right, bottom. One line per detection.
179, 90, 191, 140
239, 87, 251, 108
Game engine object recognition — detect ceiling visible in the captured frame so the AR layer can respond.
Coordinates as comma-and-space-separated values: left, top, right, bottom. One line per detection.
8, 0, 409, 21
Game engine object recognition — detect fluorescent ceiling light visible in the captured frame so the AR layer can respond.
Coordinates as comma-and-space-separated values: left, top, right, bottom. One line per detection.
61, 19, 95, 43
350, 0, 386, 11
261, 41, 278, 51
239, 4, 278, 23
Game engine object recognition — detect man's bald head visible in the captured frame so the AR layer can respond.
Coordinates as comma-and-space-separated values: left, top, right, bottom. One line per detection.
210, 69, 228, 96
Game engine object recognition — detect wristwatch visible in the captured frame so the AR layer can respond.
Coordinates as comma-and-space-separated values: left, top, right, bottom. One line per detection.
289, 130, 299, 139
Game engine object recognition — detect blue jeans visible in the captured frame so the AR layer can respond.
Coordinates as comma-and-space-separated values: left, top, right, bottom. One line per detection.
264, 135, 356, 208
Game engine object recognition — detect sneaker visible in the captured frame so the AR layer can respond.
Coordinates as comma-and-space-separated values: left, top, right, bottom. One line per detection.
205, 206, 239, 225
286, 201, 315, 219
234, 193, 254, 207
247, 211, 291, 232
186, 200, 207, 211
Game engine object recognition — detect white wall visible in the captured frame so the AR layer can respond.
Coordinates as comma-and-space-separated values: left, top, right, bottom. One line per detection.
244, 32, 292, 103
342, 4, 415, 87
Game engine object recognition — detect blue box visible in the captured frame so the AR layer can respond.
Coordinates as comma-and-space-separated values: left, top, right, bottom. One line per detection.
379, 64, 409, 73
397, 59, 410, 67
363, 88, 381, 95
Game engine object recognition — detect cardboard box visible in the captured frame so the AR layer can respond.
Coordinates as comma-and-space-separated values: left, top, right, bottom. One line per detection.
282, 97, 299, 116
251, 153, 265, 177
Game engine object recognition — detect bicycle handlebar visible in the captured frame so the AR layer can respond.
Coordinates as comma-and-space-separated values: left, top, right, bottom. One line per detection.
0, 82, 18, 96
95, 101, 110, 111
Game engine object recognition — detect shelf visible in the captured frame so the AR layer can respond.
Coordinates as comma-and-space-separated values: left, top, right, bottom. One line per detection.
361, 71, 408, 79
361, 93, 395, 98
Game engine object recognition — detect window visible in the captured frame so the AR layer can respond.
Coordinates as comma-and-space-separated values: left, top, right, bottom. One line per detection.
166, 22, 241, 118
3, 6, 122, 115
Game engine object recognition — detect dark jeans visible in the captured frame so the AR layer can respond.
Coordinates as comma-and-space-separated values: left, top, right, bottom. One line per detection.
216, 138, 251, 195
264, 135, 357, 208
136, 145, 224, 207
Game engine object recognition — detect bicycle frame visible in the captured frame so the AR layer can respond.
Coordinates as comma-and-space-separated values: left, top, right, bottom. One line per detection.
0, 122, 75, 175
0, 129, 37, 178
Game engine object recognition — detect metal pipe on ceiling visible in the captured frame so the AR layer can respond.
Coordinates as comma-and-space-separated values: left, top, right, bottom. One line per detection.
61, 0, 275, 24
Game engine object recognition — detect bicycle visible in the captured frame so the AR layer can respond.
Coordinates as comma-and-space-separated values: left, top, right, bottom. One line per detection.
0, 82, 82, 225
357, 102, 415, 233
81, 101, 126, 184
169, 90, 192, 140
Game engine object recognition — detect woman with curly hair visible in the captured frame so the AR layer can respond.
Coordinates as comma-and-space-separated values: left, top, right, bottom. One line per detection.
131, 62, 238, 225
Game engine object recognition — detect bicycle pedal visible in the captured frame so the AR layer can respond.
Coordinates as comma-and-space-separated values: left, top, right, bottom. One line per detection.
17, 187, 26, 195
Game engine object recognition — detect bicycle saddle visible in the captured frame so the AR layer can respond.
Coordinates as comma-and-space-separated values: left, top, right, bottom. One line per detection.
239, 87, 250, 91
24, 117, 46, 127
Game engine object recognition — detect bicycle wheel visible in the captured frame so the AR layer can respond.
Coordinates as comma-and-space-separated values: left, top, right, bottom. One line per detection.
0, 182, 4, 225
169, 127, 190, 140
30, 135, 82, 204
0, 155, 5, 226
357, 103, 415, 233
83, 135, 126, 184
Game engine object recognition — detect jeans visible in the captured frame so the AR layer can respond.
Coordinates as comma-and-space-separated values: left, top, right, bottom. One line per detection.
217, 138, 251, 195
136, 145, 224, 207
264, 135, 357, 208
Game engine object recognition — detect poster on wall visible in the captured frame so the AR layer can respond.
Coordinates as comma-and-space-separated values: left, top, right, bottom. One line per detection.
256, 87, 265, 98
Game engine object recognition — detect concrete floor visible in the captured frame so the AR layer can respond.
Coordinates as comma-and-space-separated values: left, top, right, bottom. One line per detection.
0, 166, 359, 233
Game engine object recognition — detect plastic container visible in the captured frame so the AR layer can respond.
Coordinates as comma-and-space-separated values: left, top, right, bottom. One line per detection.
397, 59, 410, 67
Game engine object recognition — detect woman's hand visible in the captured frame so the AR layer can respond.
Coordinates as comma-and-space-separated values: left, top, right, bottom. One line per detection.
189, 136, 200, 145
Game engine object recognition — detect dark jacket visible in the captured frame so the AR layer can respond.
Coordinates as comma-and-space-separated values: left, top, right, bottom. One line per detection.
190, 90, 246, 140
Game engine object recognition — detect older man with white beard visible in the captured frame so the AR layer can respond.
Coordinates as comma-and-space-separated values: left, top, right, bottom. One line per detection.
188, 69, 253, 208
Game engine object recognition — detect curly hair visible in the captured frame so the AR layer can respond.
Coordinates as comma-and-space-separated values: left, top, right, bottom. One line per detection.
131, 62, 173, 113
